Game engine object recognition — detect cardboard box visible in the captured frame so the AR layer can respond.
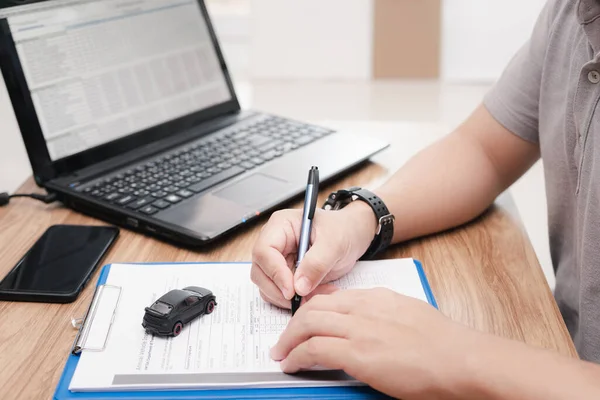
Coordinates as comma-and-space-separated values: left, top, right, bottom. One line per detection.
373, 0, 441, 79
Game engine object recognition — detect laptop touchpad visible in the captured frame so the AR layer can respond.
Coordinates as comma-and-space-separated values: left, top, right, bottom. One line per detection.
214, 173, 291, 208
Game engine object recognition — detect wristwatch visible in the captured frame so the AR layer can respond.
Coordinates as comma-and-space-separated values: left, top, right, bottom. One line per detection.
322, 187, 395, 260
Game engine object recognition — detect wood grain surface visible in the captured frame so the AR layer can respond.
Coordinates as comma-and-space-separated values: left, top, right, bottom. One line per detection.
0, 125, 577, 399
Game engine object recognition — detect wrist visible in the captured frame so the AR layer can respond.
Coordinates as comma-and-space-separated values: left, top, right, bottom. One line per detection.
340, 200, 379, 259
323, 186, 395, 260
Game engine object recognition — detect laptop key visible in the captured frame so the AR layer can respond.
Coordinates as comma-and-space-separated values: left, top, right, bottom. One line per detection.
118, 187, 133, 194
250, 157, 265, 166
165, 194, 182, 204
104, 192, 122, 202
279, 142, 294, 153
259, 140, 285, 153
151, 191, 167, 198
163, 186, 179, 193
240, 161, 255, 170
247, 135, 270, 148
262, 150, 278, 161
117, 195, 137, 206
127, 196, 154, 210
133, 190, 150, 197
152, 199, 171, 209
139, 205, 159, 215
174, 180, 189, 188
189, 166, 245, 194
177, 189, 194, 198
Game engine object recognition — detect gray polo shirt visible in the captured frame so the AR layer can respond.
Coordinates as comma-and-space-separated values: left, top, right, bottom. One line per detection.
483, 0, 600, 361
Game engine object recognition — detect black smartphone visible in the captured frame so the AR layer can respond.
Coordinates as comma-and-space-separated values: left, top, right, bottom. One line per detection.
0, 224, 119, 303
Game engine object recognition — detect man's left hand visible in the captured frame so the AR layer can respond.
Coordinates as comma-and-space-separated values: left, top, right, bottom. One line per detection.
270, 288, 479, 400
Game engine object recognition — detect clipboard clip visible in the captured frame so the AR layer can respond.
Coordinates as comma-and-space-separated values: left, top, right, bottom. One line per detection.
71, 317, 84, 329
70, 284, 122, 355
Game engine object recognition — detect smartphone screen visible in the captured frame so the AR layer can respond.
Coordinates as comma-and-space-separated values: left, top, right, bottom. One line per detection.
0, 225, 119, 301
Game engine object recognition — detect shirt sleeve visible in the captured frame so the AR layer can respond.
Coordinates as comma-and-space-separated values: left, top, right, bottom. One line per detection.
483, 1, 557, 144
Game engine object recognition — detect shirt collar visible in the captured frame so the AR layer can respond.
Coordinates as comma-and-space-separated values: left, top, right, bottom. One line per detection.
578, 0, 600, 24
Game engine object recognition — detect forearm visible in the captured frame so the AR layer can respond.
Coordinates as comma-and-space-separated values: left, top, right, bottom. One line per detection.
373, 132, 502, 243
462, 333, 600, 400
371, 105, 539, 243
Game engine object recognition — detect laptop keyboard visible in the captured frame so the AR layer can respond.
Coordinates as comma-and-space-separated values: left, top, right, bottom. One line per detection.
79, 116, 334, 216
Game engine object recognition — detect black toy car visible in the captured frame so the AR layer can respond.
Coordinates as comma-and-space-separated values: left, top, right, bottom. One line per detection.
142, 286, 217, 336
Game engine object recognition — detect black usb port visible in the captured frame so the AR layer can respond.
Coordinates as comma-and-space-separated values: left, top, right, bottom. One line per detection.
126, 217, 139, 228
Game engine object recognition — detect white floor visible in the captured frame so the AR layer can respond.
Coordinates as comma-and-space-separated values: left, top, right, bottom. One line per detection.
0, 78, 554, 289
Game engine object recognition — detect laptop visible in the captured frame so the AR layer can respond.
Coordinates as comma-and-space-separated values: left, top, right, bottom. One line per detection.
0, 0, 388, 247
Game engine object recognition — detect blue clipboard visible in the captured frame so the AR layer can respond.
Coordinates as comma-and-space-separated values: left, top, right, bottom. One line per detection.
53, 260, 437, 400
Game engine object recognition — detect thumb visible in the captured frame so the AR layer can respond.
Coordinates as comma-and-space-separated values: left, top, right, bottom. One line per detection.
294, 241, 340, 296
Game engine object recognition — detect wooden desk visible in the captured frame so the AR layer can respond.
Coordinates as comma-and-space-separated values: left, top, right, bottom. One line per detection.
0, 123, 577, 399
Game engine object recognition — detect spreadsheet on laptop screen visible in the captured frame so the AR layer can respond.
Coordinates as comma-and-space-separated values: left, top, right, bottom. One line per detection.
4, 0, 232, 161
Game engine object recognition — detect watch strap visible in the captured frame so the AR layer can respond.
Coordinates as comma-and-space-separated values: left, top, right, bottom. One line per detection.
323, 187, 394, 260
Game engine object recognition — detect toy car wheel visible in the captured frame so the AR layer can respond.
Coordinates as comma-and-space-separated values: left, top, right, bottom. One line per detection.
173, 321, 184, 336
206, 300, 216, 314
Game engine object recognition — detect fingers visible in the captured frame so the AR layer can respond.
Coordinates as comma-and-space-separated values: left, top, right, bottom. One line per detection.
253, 276, 339, 310
296, 289, 360, 316
304, 283, 339, 300
271, 310, 355, 361
260, 290, 289, 310
251, 262, 291, 308
252, 211, 302, 300
252, 244, 295, 300
294, 240, 343, 296
279, 337, 351, 374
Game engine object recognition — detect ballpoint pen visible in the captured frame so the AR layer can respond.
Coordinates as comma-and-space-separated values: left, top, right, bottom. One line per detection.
291, 166, 319, 316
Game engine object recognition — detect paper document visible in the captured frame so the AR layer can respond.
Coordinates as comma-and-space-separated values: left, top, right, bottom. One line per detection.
69, 259, 432, 391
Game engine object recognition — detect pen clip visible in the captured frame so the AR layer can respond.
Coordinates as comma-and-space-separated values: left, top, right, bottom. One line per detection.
307, 169, 319, 219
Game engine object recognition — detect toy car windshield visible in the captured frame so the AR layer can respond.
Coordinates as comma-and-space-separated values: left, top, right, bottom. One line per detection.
150, 301, 173, 315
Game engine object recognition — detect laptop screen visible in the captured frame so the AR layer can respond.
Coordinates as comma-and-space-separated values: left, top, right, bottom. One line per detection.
2, 0, 232, 161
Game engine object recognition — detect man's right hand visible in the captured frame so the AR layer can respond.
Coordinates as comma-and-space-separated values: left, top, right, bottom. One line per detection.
251, 201, 378, 309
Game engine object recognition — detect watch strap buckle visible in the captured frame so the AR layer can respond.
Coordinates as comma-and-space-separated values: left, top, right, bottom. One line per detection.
376, 214, 395, 235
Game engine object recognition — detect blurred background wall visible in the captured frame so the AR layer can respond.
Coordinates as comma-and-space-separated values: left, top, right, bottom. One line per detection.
207, 0, 547, 82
